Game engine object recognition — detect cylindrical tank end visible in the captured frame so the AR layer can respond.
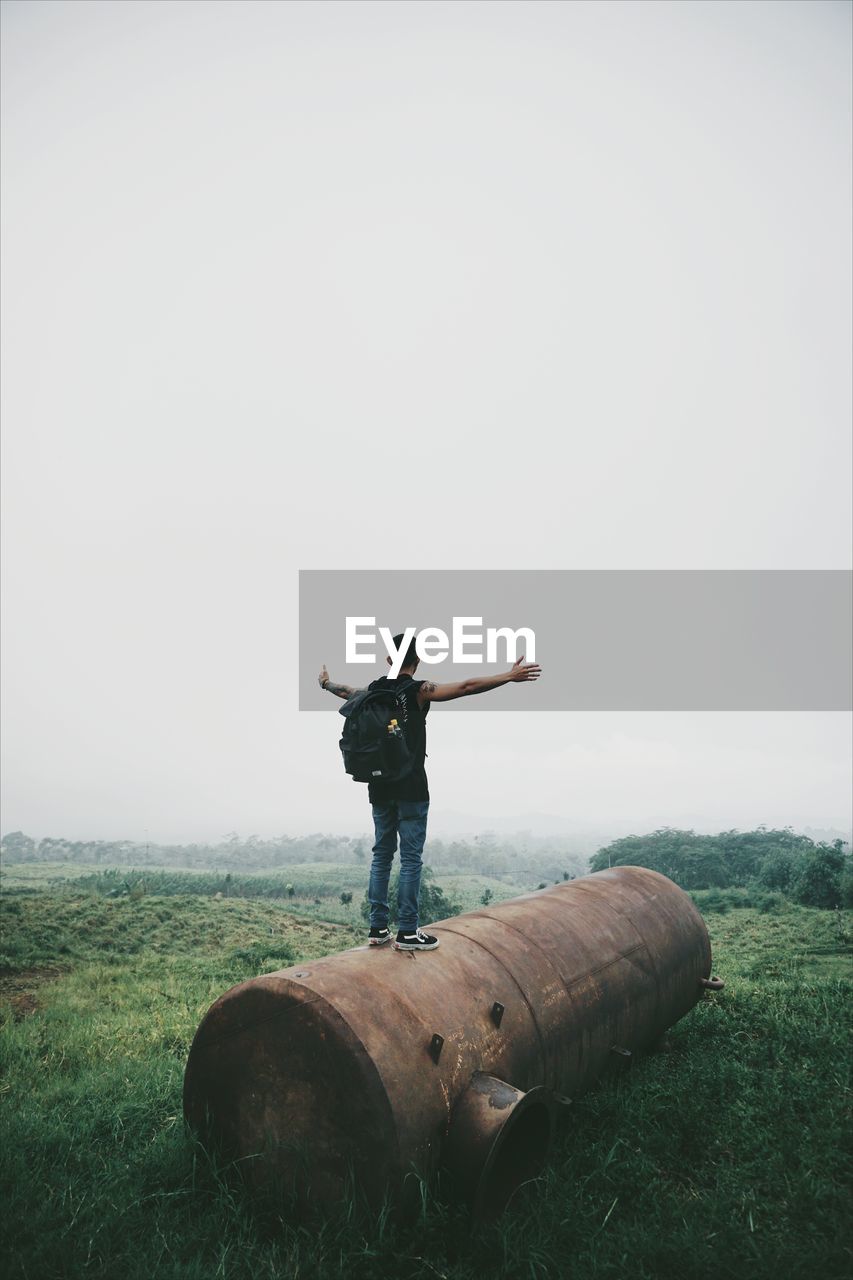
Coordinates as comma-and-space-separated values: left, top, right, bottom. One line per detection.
443, 1073, 554, 1221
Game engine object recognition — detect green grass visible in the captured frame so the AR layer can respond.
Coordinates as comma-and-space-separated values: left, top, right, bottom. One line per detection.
0, 861, 535, 927
433, 873, 533, 913
0, 861, 103, 887
1, 891, 850, 1280
0, 859, 372, 898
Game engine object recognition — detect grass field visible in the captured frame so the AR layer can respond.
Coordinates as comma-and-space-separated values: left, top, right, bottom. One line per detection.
0, 881, 850, 1280
0, 860, 371, 898
0, 862, 532, 924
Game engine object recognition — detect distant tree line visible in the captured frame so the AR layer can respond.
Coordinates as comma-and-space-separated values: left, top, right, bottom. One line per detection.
3, 824, 850, 908
0, 830, 370, 870
589, 827, 852, 909
0, 829, 588, 884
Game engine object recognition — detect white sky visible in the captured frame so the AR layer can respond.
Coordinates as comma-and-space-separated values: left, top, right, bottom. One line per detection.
2, 0, 851, 843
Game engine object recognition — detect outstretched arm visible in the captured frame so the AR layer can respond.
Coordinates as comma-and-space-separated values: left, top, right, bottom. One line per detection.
418, 656, 542, 705
318, 664, 365, 700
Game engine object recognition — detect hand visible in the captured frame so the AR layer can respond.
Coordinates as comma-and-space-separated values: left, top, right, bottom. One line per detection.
509, 656, 541, 682
318, 664, 330, 689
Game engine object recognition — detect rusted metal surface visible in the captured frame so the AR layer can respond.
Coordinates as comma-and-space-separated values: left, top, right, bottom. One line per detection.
183, 866, 715, 1214
443, 1072, 554, 1219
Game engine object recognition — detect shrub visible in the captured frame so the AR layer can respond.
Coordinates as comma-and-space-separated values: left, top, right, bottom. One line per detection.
696, 888, 730, 914
841, 862, 853, 910
757, 850, 798, 893
228, 941, 297, 972
792, 846, 847, 910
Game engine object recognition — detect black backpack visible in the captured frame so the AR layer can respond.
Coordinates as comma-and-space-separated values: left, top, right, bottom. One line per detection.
339, 679, 416, 784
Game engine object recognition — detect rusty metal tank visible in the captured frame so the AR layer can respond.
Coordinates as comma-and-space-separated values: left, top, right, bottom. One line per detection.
183, 866, 719, 1217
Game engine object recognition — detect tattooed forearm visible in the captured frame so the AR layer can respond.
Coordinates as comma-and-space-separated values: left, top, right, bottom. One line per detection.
324, 681, 363, 700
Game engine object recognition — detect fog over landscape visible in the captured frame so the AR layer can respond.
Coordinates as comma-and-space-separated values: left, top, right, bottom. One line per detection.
2, 1, 851, 847
1, 10, 852, 1277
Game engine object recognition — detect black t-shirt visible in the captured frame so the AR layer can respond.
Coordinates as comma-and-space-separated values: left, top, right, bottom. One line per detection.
366, 676, 430, 805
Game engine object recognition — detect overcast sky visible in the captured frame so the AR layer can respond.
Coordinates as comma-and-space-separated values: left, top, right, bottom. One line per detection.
1, 0, 851, 844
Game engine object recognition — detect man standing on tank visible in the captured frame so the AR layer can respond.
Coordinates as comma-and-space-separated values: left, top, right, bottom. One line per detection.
319, 633, 541, 952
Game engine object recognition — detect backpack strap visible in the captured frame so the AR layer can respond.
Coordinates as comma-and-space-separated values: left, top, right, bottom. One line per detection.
338, 676, 418, 718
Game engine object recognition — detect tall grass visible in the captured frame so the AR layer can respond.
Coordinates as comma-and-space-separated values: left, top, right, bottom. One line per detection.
1, 891, 850, 1279
66, 865, 368, 900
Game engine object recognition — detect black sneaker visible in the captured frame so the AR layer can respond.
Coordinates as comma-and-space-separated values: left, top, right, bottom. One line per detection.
368, 927, 391, 946
394, 929, 439, 952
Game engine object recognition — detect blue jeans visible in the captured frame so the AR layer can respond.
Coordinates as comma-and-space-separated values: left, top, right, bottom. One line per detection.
368, 799, 430, 933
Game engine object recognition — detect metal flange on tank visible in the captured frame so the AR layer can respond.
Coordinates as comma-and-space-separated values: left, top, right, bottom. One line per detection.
444, 1073, 555, 1219
184, 866, 720, 1218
